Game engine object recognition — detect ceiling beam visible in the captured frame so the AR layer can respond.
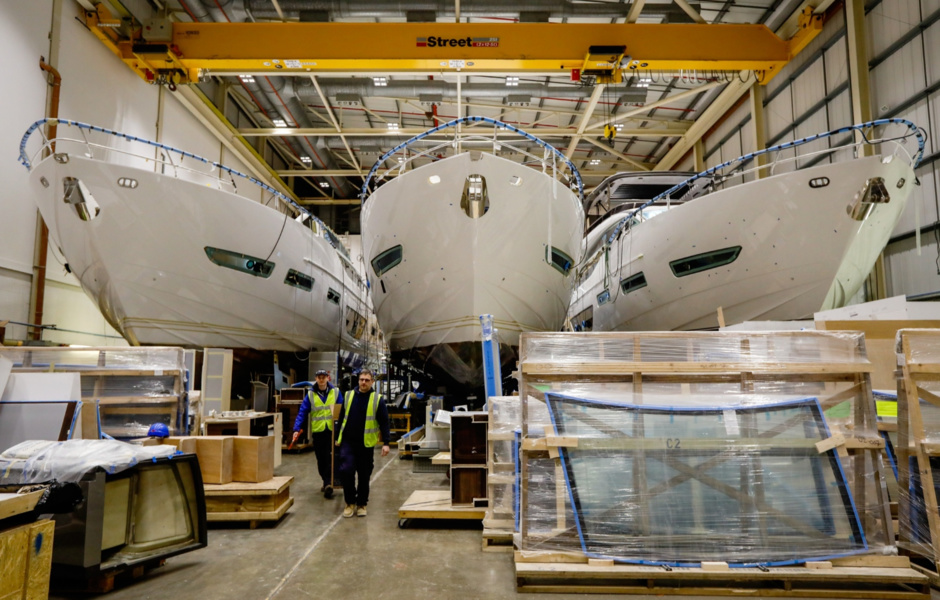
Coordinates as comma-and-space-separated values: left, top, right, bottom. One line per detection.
172, 85, 297, 200
565, 84, 606, 160
310, 75, 360, 171
654, 1, 827, 170
582, 137, 651, 171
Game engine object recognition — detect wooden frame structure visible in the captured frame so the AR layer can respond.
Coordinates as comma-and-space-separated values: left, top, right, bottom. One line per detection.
511, 330, 919, 594
1, 346, 188, 439
897, 328, 940, 577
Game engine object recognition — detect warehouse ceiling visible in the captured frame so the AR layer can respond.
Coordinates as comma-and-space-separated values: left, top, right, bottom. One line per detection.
79, 0, 833, 206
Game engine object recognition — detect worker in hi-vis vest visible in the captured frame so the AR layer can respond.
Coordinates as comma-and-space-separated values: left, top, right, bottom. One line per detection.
292, 369, 340, 499
335, 367, 390, 518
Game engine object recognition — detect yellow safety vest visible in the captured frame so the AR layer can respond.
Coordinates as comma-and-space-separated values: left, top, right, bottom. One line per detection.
308, 387, 338, 433
336, 390, 381, 447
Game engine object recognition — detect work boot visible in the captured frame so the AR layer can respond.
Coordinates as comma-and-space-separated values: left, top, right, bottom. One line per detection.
343, 504, 355, 518
323, 485, 333, 499
320, 484, 327, 493
356, 505, 367, 517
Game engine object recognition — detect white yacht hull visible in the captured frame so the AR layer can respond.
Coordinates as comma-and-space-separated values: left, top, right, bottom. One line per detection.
362, 152, 583, 385
569, 154, 914, 332
29, 155, 371, 352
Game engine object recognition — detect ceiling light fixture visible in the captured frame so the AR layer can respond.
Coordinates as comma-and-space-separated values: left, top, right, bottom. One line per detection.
239, 75, 255, 83
272, 118, 287, 128
373, 76, 388, 86
319, 181, 330, 188
387, 123, 400, 130
505, 76, 519, 87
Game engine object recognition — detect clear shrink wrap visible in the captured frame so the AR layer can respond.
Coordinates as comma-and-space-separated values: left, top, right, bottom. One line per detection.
517, 331, 893, 567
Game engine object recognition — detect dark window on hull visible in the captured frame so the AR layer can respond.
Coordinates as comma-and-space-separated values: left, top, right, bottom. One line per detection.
670, 246, 742, 278
620, 272, 648, 294
204, 247, 274, 278
285, 269, 314, 291
372, 245, 403, 277
327, 288, 341, 305
597, 289, 611, 305
548, 247, 574, 276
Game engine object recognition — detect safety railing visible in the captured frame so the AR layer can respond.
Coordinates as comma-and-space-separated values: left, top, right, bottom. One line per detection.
18, 118, 351, 259
602, 118, 927, 247
359, 116, 585, 203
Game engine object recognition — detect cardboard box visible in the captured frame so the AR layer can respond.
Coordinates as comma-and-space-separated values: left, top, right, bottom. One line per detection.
232, 436, 275, 483
163, 436, 198, 454
195, 437, 233, 484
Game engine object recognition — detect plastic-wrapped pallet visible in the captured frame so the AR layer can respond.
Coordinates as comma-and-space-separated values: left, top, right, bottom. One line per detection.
516, 330, 893, 567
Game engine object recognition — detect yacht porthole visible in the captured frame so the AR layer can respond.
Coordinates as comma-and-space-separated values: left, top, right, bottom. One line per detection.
39, 176, 49, 188
809, 177, 830, 188
117, 177, 139, 189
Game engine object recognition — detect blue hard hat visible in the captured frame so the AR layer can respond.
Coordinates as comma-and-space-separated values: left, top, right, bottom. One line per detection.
147, 423, 170, 438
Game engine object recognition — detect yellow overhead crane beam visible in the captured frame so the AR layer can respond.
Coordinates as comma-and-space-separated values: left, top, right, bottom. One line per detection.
83, 5, 822, 88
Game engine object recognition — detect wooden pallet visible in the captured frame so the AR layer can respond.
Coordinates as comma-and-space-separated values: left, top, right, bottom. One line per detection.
482, 527, 514, 552
59, 558, 168, 594
397, 490, 486, 521
514, 554, 929, 598
204, 476, 294, 528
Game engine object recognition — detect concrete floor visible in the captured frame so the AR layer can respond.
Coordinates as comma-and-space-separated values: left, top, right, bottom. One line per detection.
50, 450, 940, 600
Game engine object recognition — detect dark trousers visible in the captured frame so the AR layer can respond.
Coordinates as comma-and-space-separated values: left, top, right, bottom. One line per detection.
311, 429, 333, 486
338, 442, 375, 506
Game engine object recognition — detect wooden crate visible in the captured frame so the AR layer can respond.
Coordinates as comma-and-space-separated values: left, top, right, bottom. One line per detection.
896, 329, 940, 578
514, 553, 929, 598
204, 475, 294, 528
517, 331, 894, 563
0, 519, 54, 600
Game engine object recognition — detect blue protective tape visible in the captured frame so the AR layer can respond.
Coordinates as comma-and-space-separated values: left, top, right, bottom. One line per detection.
602, 118, 927, 247
359, 116, 584, 202
18, 118, 346, 254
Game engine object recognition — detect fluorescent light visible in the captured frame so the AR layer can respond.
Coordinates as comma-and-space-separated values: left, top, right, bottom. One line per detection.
373, 76, 388, 86
589, 159, 601, 165
614, 123, 624, 131
239, 75, 255, 83
387, 123, 400, 130
301, 156, 312, 164
505, 76, 519, 86
428, 175, 441, 184
319, 181, 330, 188
272, 118, 287, 128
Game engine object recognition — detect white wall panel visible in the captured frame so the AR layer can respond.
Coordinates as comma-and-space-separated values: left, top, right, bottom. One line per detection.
0, 268, 32, 340
40, 280, 126, 347
766, 89, 794, 141
926, 20, 940, 85
895, 163, 938, 236
794, 112, 831, 166
0, 2, 52, 276
827, 89, 853, 129
867, 0, 921, 56
792, 59, 827, 117
871, 38, 926, 118
824, 40, 850, 92
885, 236, 940, 296
926, 0, 940, 19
